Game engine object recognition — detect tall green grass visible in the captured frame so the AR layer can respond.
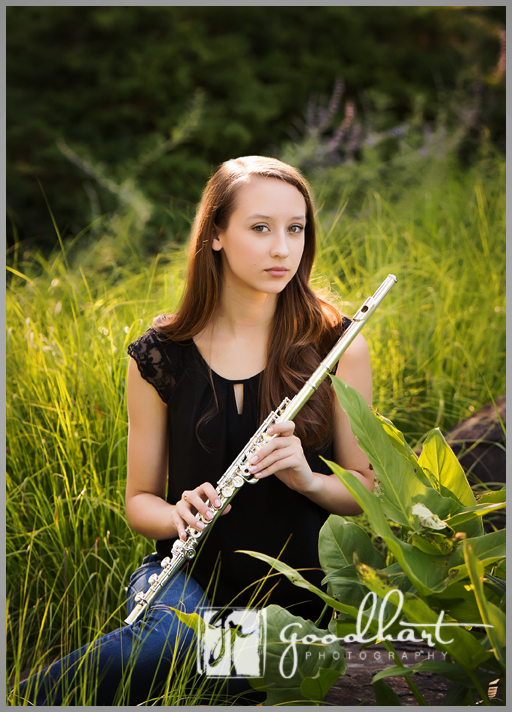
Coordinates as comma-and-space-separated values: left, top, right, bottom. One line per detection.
315, 154, 505, 440
6, 154, 505, 704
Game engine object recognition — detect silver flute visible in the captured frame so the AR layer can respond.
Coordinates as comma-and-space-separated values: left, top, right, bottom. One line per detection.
125, 274, 397, 625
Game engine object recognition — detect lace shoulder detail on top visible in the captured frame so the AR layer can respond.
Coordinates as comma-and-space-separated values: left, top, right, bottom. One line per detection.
127, 328, 177, 403
338, 315, 352, 338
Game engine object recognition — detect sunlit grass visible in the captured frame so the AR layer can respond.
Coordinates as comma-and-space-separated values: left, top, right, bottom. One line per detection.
315, 155, 505, 444
6, 153, 505, 704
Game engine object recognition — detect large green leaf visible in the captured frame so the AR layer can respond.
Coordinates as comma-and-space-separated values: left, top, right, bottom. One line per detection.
322, 564, 360, 586
319, 515, 386, 574
323, 562, 408, 589
372, 679, 402, 705
463, 541, 506, 668
318, 516, 386, 612
442, 683, 472, 705
445, 501, 506, 529
326, 463, 458, 595
331, 379, 467, 530
252, 606, 346, 706
374, 411, 433, 490
355, 561, 493, 670
320, 564, 366, 617
419, 429, 478, 509
425, 580, 486, 623
299, 666, 342, 704
477, 488, 506, 504
446, 529, 506, 583
407, 529, 458, 556
410, 487, 461, 522
330, 376, 428, 527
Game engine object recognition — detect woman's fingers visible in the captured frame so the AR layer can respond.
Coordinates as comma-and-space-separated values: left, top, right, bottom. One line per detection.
249, 434, 294, 466
172, 511, 188, 540
183, 490, 214, 526
249, 437, 302, 472
250, 447, 298, 478
176, 498, 204, 531
175, 481, 233, 541
202, 483, 222, 510
268, 421, 295, 436
177, 482, 227, 534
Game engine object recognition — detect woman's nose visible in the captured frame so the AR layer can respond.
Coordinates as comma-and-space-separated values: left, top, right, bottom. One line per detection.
270, 230, 289, 258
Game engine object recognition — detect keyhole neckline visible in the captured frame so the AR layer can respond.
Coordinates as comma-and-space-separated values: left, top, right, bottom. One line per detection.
190, 339, 264, 384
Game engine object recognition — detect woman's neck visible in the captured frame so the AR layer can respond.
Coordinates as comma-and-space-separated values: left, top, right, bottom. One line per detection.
214, 284, 277, 337
193, 284, 277, 381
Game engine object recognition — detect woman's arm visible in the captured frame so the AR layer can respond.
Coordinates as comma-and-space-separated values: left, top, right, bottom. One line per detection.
125, 357, 176, 539
125, 358, 231, 541
300, 332, 374, 515
247, 333, 374, 516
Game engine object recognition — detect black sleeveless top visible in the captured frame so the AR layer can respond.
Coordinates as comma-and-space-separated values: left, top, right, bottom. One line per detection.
127, 318, 350, 621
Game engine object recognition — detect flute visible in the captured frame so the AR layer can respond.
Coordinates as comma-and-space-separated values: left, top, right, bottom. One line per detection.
125, 274, 397, 625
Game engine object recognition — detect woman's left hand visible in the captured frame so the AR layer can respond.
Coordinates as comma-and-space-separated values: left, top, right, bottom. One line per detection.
247, 421, 316, 493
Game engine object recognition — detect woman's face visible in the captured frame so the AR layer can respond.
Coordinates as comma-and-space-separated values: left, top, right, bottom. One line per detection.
212, 176, 306, 296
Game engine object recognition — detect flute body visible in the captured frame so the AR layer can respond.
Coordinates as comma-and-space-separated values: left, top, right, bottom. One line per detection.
125, 274, 397, 625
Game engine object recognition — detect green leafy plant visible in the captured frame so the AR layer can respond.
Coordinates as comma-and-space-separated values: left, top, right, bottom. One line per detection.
243, 377, 505, 705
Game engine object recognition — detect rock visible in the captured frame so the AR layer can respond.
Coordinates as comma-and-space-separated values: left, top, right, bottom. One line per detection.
444, 395, 506, 484
323, 641, 450, 706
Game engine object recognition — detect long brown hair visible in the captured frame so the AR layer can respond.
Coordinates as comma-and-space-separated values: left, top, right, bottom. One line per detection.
154, 156, 344, 448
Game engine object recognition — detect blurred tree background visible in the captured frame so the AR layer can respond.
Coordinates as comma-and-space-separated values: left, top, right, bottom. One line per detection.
6, 5, 505, 253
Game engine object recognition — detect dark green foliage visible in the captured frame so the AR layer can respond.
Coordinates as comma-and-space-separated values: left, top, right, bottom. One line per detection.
7, 6, 505, 250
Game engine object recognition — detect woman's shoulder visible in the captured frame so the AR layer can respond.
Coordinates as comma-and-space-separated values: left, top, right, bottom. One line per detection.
128, 319, 174, 355
128, 314, 181, 347
127, 317, 191, 402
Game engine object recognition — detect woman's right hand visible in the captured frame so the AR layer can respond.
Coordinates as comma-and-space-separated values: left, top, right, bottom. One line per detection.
172, 482, 232, 540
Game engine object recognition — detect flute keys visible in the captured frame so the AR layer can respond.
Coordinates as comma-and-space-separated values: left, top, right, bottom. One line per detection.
221, 485, 234, 498
161, 557, 171, 568
148, 573, 159, 585
232, 475, 244, 488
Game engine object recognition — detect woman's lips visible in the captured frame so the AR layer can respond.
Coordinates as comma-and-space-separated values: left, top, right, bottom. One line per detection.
265, 268, 289, 277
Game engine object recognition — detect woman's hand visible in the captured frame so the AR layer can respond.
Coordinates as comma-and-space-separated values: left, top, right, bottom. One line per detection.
247, 421, 316, 493
172, 482, 232, 541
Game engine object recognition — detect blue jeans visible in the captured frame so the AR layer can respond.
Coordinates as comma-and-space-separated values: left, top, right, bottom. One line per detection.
15, 554, 215, 705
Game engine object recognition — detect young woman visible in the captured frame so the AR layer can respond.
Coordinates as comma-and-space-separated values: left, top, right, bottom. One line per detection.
16, 155, 373, 706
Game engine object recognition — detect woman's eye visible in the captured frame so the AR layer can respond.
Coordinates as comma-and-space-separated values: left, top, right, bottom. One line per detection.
289, 224, 304, 234
253, 225, 269, 233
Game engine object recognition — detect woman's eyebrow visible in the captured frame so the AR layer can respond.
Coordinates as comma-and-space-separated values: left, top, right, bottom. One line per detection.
247, 213, 306, 220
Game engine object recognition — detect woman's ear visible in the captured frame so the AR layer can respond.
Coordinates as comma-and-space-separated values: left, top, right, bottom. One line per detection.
211, 226, 223, 252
